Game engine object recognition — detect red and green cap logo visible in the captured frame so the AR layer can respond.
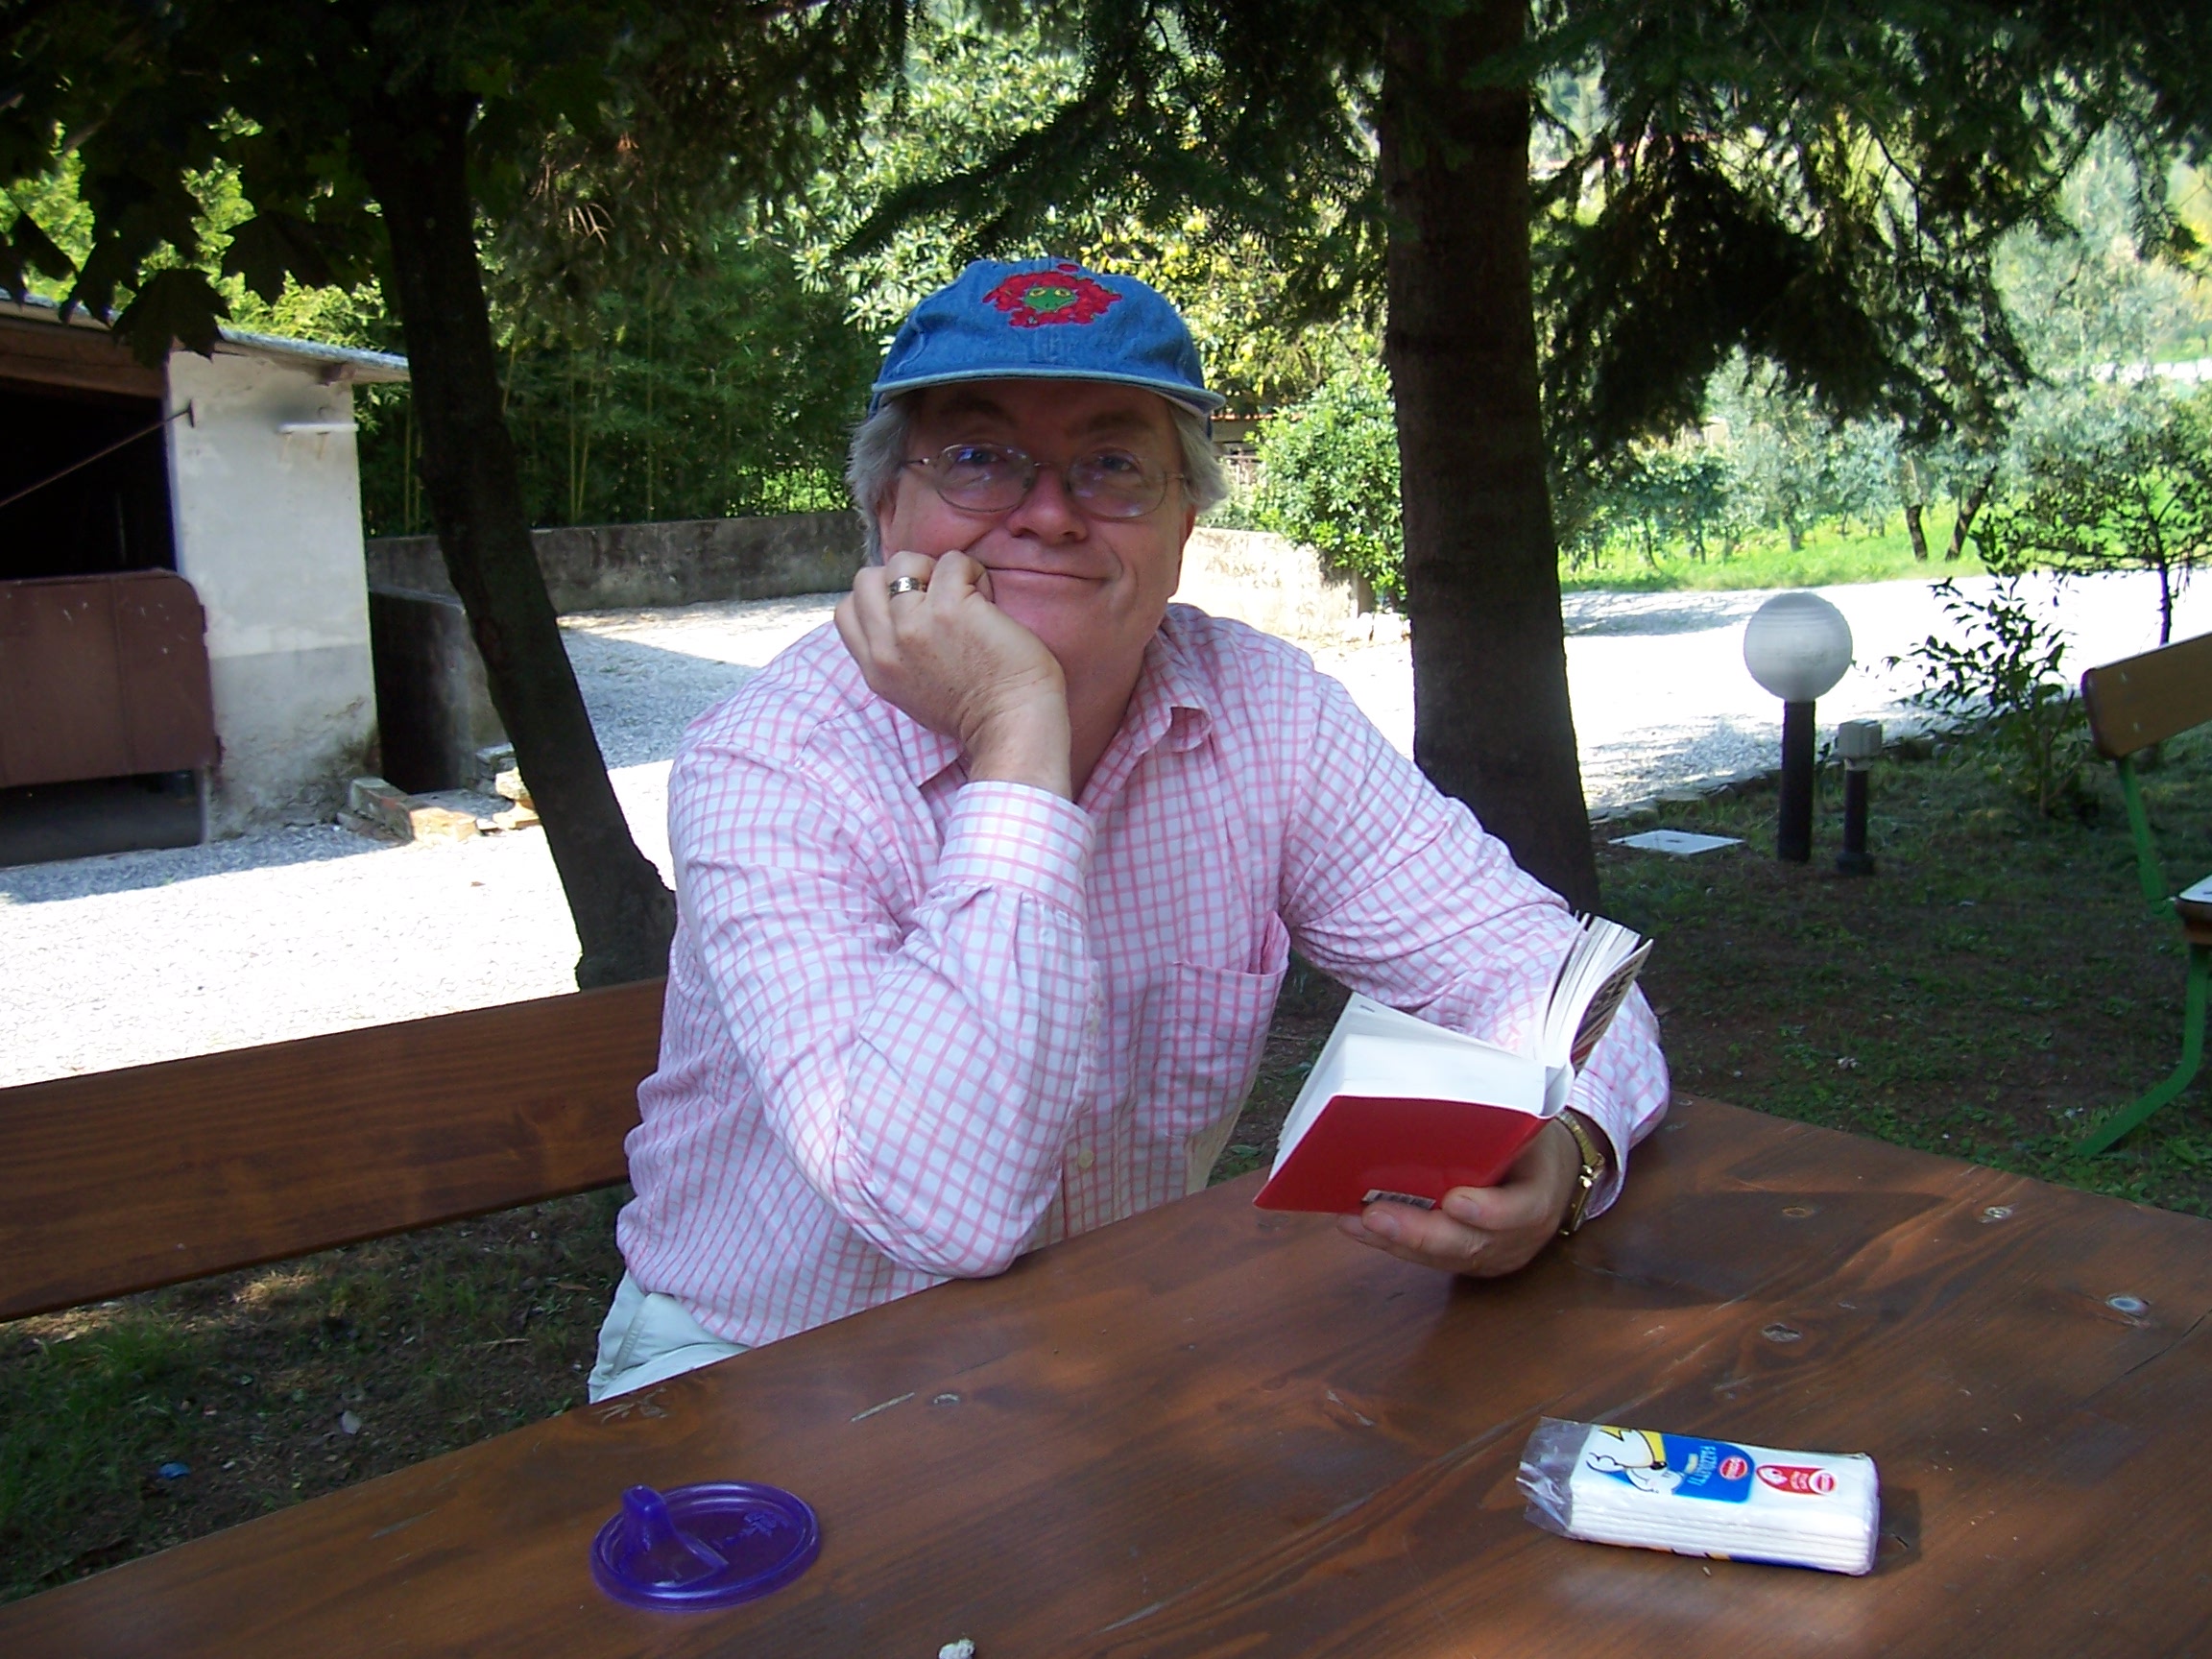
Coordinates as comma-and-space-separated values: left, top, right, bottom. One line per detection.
983, 263, 1123, 328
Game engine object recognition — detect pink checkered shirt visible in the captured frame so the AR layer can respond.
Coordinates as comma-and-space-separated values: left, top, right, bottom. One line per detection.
618, 607, 1670, 1346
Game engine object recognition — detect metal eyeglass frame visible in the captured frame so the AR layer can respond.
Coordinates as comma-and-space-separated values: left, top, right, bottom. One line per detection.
902, 443, 1187, 520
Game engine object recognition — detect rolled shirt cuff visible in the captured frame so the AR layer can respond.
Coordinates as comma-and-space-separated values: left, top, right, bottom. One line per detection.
934, 781, 1095, 917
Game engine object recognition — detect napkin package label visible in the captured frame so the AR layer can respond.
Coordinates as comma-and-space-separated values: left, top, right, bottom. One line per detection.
1587, 1426, 1755, 1501
1517, 1417, 1881, 1575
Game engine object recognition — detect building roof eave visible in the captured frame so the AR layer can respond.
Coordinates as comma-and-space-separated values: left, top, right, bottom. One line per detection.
0, 294, 410, 384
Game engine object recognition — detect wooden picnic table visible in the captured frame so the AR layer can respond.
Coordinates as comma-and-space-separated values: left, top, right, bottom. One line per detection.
6, 1094, 2210, 1657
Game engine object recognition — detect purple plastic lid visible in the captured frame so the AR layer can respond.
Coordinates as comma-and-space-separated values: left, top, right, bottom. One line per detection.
590, 1481, 821, 1611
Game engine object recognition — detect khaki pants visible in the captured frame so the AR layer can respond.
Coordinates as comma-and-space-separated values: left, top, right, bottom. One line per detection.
586, 1272, 747, 1402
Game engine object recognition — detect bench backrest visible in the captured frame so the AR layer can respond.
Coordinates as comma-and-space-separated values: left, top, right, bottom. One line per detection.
2080, 633, 2212, 907
2080, 631, 2212, 759
0, 978, 664, 1324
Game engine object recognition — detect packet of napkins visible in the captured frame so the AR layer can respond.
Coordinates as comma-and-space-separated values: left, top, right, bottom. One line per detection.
1517, 1417, 1880, 1575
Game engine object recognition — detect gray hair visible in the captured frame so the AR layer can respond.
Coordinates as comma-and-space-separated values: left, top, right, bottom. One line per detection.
846, 392, 1230, 562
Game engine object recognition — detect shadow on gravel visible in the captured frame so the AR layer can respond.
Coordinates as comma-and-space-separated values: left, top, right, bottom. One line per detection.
0, 825, 394, 906
1562, 591, 1767, 637
1580, 714, 1777, 806
564, 631, 761, 771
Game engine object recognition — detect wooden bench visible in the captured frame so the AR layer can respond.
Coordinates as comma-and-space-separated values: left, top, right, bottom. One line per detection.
0, 978, 663, 1323
2077, 632, 2212, 1153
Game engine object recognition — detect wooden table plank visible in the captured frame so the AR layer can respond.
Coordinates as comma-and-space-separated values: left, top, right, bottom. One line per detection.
7, 1096, 2210, 1657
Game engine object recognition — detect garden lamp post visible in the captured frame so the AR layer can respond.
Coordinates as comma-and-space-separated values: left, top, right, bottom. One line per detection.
1743, 592, 1854, 864
1835, 719, 1883, 876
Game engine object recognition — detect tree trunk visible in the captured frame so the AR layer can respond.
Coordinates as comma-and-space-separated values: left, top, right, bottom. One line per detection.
1947, 467, 1996, 561
357, 90, 675, 989
1380, 0, 1598, 911
1903, 501, 1929, 561
1899, 452, 1929, 561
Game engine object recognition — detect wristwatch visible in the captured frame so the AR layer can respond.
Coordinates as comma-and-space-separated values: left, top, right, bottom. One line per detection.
1556, 1110, 1610, 1237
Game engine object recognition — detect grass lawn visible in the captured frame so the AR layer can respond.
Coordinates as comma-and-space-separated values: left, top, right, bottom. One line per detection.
1221, 729, 2212, 1217
1559, 521, 1989, 594
1, 1192, 626, 1602
10, 719, 2212, 1602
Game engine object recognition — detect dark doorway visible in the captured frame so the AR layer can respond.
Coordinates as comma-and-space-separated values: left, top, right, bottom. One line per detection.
0, 381, 176, 582
0, 773, 203, 867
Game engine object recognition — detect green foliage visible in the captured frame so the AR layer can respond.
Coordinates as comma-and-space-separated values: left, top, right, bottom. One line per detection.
1561, 438, 1742, 568
1975, 390, 2212, 646
1888, 577, 2091, 818
805, 6, 1366, 412
3, 0, 916, 535
1251, 361, 1403, 604
358, 238, 873, 535
0, 0, 912, 359
1714, 381, 1898, 549
831, 1, 1387, 373
8, 132, 864, 535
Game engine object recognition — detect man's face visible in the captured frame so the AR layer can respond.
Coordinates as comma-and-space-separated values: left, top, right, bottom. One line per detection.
877, 378, 1198, 684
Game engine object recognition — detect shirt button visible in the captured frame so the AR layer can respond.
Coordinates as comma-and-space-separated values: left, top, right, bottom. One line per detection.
1075, 1147, 1096, 1171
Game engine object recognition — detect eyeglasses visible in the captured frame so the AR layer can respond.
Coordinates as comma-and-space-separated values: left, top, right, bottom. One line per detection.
902, 442, 1185, 520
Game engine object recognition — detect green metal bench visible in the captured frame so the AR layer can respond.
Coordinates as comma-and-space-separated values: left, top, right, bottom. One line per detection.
2077, 630, 2212, 1153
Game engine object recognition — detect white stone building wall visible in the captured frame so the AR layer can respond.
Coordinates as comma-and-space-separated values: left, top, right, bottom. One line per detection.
163, 349, 377, 836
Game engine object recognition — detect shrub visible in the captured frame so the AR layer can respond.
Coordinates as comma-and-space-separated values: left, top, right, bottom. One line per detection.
1887, 577, 2091, 817
1251, 361, 1404, 606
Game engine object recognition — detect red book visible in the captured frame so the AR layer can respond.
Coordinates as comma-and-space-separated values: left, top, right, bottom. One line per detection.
1254, 918, 1650, 1215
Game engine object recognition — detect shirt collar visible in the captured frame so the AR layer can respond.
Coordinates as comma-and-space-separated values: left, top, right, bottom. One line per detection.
1133, 611, 1215, 757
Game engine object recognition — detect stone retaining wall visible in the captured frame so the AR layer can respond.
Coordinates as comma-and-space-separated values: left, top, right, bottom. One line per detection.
1176, 528, 1373, 640
368, 510, 864, 614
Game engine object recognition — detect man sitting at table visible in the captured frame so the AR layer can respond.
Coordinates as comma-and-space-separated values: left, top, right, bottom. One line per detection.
589, 258, 1670, 1400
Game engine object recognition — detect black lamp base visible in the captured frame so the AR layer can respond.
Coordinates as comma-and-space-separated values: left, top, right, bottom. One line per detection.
1777, 700, 1815, 863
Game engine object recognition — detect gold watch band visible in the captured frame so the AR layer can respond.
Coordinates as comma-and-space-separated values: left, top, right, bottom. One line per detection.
1556, 1110, 1609, 1237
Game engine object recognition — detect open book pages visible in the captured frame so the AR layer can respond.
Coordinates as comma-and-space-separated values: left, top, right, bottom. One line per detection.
1545, 916, 1654, 1070
1254, 918, 1651, 1214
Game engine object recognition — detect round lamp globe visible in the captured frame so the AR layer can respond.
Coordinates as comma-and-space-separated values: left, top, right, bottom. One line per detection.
1743, 591, 1854, 702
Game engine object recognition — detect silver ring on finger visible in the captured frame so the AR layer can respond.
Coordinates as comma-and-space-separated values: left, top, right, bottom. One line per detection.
886, 574, 926, 597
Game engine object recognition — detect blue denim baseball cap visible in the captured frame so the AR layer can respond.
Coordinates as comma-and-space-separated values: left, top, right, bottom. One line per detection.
868, 258, 1224, 419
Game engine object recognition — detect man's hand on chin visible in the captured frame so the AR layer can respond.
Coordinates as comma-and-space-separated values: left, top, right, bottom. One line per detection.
1335, 1115, 1583, 1278
835, 548, 1073, 799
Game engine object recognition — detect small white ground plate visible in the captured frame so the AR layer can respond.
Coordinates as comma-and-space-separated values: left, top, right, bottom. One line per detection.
1613, 830, 1744, 857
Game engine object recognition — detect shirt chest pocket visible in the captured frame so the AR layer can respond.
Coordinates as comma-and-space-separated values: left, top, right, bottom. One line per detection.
1138, 914, 1291, 1136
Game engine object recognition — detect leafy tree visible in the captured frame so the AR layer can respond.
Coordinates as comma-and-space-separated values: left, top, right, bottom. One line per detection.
1251, 361, 1403, 603
1707, 377, 1896, 552
1595, 442, 1738, 565
360, 236, 876, 535
802, 5, 1365, 413
1977, 389, 2212, 646
1, 0, 909, 987
843, 0, 2212, 908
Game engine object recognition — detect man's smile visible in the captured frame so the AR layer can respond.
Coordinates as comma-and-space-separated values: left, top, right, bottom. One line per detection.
978, 562, 1110, 587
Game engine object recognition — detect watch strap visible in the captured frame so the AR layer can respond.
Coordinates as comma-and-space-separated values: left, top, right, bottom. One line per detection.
1557, 1110, 1609, 1237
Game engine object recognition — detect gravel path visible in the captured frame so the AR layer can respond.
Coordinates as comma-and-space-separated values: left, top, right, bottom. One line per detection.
4, 568, 2202, 1086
